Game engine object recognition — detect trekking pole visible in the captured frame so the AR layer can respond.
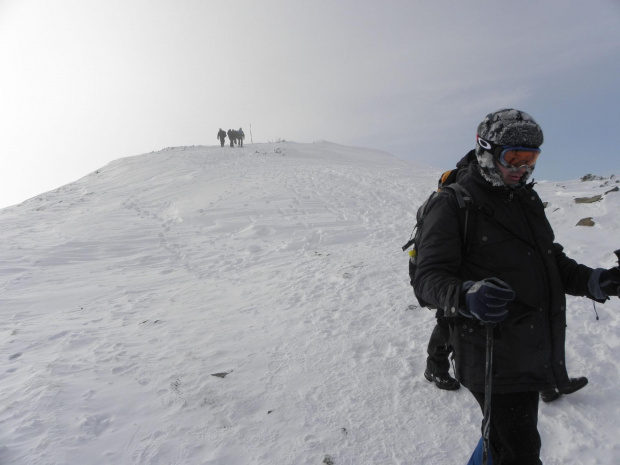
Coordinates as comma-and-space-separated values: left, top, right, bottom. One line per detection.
482, 323, 494, 465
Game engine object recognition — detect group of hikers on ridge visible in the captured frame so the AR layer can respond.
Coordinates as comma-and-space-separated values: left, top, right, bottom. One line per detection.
217, 128, 245, 148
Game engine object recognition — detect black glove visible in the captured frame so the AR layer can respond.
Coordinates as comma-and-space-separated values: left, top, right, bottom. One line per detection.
463, 277, 515, 324
589, 250, 620, 300
600, 268, 620, 298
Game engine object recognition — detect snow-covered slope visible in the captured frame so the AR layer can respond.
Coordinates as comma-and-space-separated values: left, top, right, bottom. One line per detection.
1, 142, 619, 464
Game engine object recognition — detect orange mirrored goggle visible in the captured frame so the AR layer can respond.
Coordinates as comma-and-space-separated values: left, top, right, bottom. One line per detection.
499, 148, 540, 170
477, 136, 540, 170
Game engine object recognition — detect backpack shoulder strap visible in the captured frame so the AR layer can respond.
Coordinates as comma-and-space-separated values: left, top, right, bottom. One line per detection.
444, 183, 476, 252
445, 183, 472, 208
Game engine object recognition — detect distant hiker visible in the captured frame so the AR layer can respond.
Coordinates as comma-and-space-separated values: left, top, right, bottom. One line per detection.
412, 108, 620, 465
217, 128, 226, 147
227, 129, 235, 147
238, 128, 245, 147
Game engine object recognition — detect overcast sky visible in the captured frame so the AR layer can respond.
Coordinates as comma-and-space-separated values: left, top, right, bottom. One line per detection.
2, 0, 619, 209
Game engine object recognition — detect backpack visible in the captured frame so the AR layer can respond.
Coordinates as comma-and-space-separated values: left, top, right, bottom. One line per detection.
402, 153, 477, 308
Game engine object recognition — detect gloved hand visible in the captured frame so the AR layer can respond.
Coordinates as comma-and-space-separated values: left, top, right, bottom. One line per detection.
599, 268, 620, 298
589, 250, 620, 300
463, 277, 515, 324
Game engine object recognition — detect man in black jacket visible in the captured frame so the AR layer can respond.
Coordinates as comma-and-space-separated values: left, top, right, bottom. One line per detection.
413, 109, 620, 464
217, 128, 226, 147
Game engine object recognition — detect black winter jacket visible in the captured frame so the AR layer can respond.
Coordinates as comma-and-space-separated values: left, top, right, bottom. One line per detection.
413, 155, 597, 393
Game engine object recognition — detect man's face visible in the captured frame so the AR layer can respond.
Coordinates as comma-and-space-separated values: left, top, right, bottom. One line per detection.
495, 161, 529, 185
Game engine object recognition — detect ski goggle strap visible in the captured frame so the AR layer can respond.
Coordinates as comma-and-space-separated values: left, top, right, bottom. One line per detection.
477, 136, 540, 169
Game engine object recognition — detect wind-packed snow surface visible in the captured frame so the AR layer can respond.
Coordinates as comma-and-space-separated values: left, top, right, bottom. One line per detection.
1, 141, 619, 464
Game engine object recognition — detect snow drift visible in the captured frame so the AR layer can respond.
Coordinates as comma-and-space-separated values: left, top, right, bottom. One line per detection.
1, 141, 619, 464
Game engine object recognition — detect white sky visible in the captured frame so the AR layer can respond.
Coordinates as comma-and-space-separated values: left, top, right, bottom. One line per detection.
1, 0, 620, 209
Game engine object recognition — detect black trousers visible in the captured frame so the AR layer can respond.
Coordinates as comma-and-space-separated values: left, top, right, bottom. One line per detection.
426, 310, 452, 374
471, 390, 542, 465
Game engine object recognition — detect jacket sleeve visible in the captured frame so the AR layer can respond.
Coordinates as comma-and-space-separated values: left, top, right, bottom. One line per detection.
412, 193, 465, 317
552, 243, 598, 299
